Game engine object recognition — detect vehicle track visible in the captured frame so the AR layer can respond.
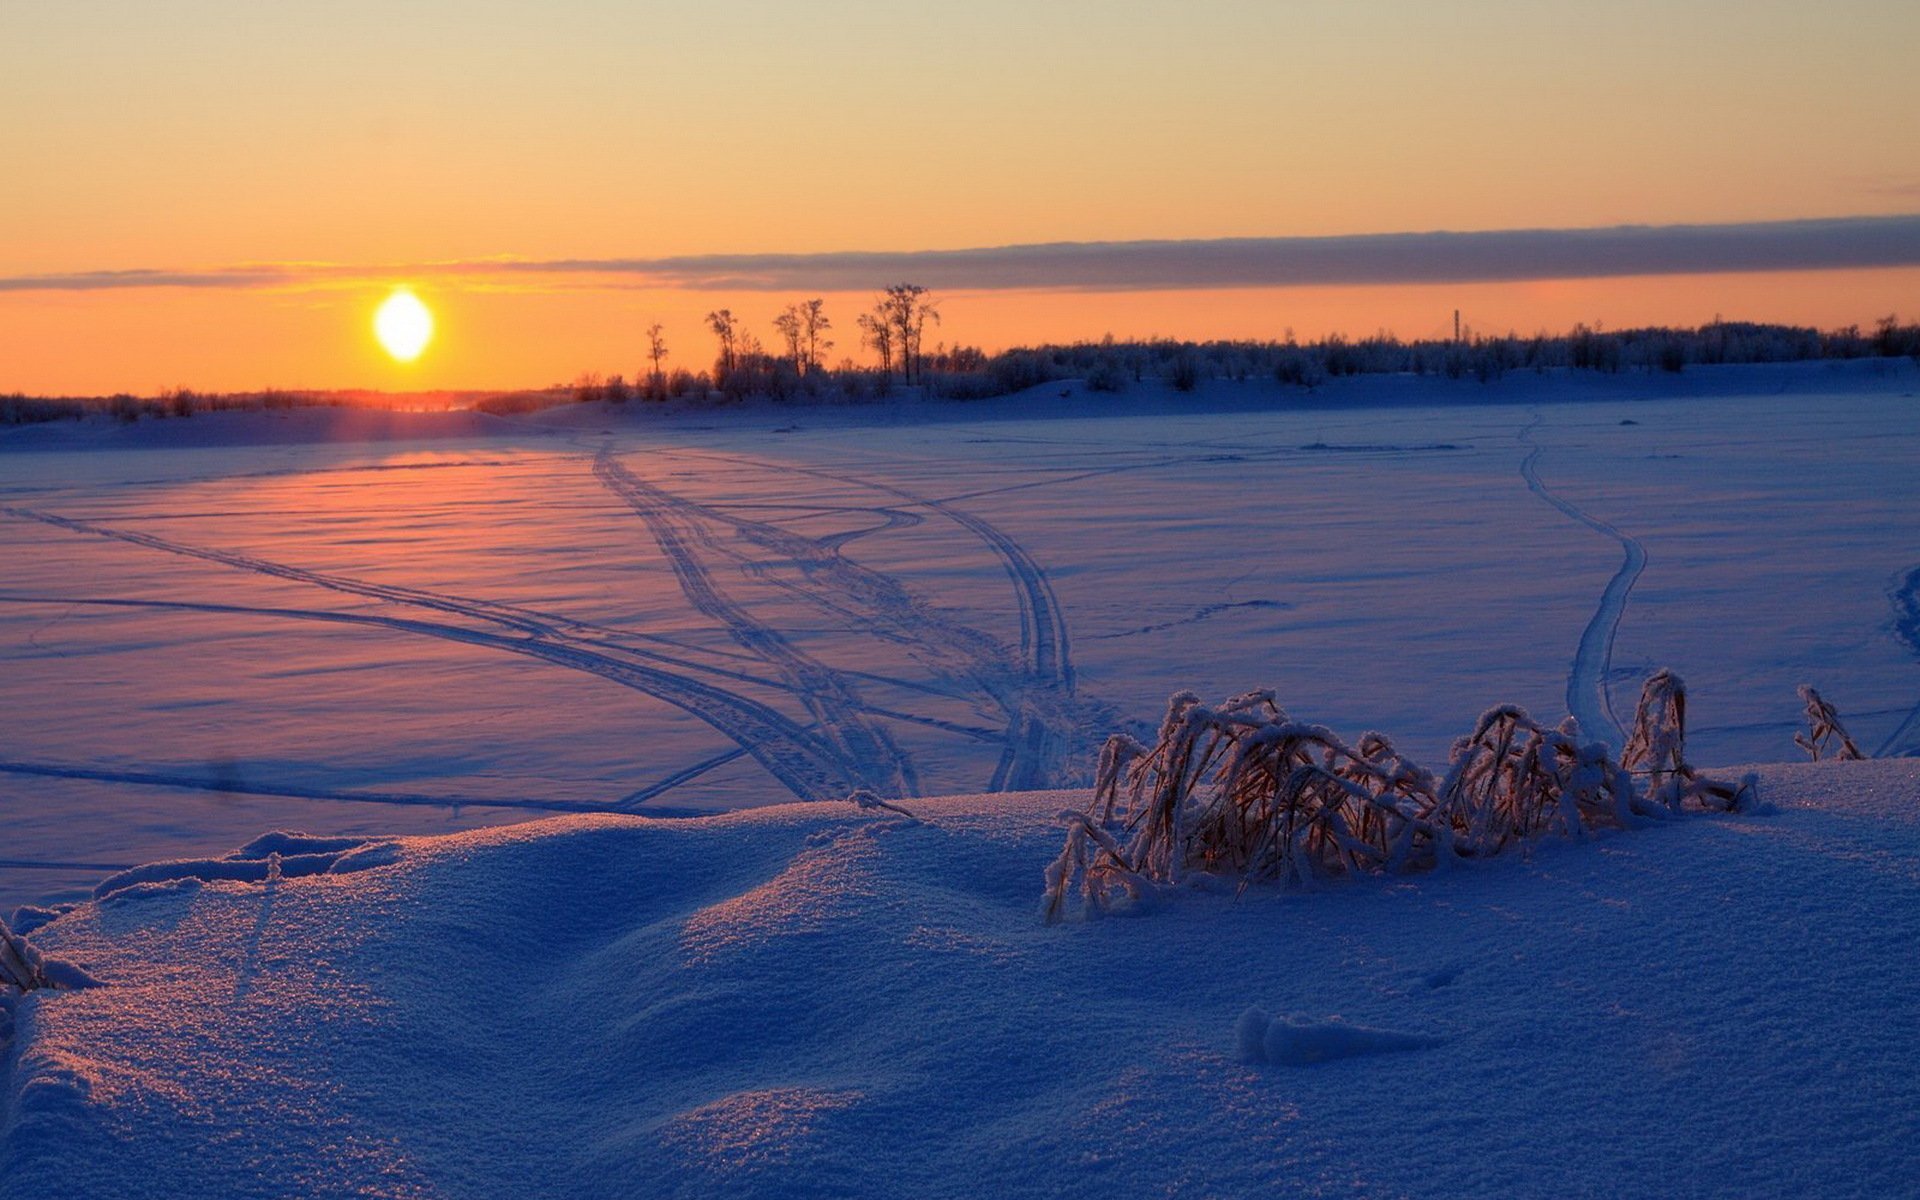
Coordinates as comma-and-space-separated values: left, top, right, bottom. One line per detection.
594, 448, 918, 797
1086, 599, 1289, 641
1875, 563, 1920, 756
1517, 422, 1647, 748
660, 449, 1079, 790
0, 857, 138, 873
0, 759, 660, 815
0, 512, 869, 801
671, 451, 1076, 693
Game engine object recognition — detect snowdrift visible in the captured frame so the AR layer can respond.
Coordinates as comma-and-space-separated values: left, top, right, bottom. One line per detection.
4, 759, 1919, 1197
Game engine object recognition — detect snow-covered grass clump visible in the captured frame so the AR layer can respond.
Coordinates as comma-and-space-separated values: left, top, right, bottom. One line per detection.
0, 915, 100, 1046
1046, 672, 1753, 920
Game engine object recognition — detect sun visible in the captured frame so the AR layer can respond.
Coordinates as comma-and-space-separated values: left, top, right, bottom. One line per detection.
374, 288, 434, 362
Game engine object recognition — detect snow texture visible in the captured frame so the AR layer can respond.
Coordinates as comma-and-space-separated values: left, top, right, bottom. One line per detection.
6, 362, 1920, 912
2, 759, 1917, 1197
1235, 1008, 1441, 1066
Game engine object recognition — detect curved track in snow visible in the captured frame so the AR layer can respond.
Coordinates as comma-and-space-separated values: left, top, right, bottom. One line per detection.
1876, 563, 1920, 757
1517, 426, 1647, 748
675, 450, 1078, 791
0, 515, 872, 802
594, 447, 919, 798
0, 759, 640, 815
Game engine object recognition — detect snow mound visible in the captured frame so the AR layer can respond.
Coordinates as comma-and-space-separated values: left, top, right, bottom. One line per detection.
91, 832, 400, 900
4, 761, 1919, 1198
1235, 1008, 1441, 1066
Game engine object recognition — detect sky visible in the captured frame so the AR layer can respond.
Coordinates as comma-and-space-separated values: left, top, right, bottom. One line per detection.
3, 0, 1918, 393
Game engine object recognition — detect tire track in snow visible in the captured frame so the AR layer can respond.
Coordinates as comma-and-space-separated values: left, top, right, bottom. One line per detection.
0, 858, 138, 873
0, 593, 857, 801
1086, 600, 1289, 641
0, 510, 869, 800
1517, 423, 1647, 748
3, 501, 594, 643
1875, 563, 1920, 756
673, 450, 1078, 791
0, 759, 656, 815
2, 498, 771, 671
677, 451, 1076, 694
594, 448, 919, 798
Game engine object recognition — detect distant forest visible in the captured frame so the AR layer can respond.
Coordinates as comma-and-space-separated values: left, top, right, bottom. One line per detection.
6, 287, 1919, 426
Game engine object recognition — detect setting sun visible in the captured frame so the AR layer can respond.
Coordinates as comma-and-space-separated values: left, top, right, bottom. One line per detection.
373, 289, 434, 362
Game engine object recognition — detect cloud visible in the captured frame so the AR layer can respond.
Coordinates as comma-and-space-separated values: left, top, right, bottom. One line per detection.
6, 215, 1919, 295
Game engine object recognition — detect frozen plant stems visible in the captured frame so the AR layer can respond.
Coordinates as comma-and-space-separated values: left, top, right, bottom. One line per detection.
1794, 685, 1866, 762
1044, 672, 1755, 922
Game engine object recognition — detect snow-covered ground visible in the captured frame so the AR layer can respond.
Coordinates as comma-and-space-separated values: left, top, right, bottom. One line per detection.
5, 759, 1918, 1197
3, 361, 1918, 910
5, 362, 1920, 1195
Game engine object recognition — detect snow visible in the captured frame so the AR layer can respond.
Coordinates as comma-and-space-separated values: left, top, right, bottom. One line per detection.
4, 759, 1918, 1197
3, 362, 1920, 1192
1235, 1010, 1442, 1067
4, 361, 1917, 911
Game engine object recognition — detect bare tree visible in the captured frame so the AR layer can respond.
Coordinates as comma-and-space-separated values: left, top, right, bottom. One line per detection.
645, 323, 669, 400
800, 298, 833, 374
858, 309, 893, 376
705, 309, 739, 381
772, 305, 805, 371
879, 284, 940, 384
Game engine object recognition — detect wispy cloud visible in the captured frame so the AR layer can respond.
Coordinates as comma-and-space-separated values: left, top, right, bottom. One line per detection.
6, 215, 1919, 295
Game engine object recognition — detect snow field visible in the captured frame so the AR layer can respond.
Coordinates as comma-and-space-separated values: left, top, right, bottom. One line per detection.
4, 363, 1918, 911
5, 758, 1918, 1197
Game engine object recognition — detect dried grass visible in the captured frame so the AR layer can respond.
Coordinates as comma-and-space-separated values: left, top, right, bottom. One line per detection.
1620, 670, 1755, 812
1044, 671, 1756, 922
1794, 685, 1865, 762
0, 915, 54, 993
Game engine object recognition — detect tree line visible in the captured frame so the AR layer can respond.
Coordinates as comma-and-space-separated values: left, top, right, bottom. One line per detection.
560, 302, 1920, 408
6, 307, 1919, 425
578, 283, 944, 404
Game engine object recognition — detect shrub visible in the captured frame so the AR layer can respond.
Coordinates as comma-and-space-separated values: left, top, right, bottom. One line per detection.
1164, 353, 1202, 393
1085, 360, 1127, 393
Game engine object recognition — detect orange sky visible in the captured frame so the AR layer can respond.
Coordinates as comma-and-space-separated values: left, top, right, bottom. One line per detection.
4, 1, 1918, 393
4, 268, 1919, 396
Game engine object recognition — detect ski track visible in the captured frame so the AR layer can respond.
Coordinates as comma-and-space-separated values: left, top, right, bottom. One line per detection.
1516, 422, 1647, 748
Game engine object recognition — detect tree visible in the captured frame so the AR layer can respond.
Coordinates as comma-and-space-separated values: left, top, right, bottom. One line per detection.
858, 309, 893, 376
878, 284, 940, 384
772, 300, 835, 375
706, 309, 739, 381
645, 323, 669, 400
772, 305, 805, 372
799, 298, 833, 374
